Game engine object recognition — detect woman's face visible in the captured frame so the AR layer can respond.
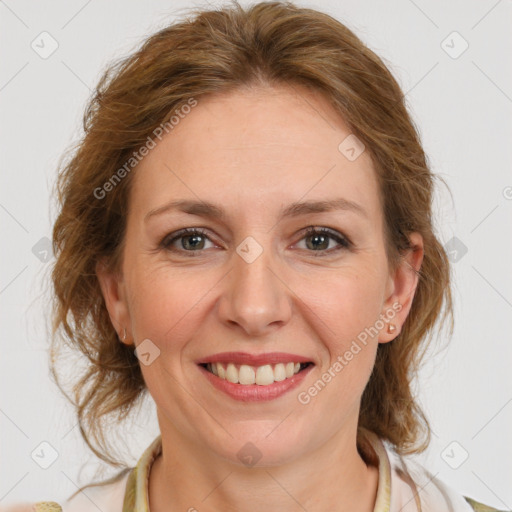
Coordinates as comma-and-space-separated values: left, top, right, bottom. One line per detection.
98, 85, 422, 466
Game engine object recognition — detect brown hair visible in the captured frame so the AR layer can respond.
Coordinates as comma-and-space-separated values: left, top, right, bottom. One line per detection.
51, 0, 453, 477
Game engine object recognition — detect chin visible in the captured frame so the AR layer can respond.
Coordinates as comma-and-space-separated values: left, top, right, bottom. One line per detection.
207, 421, 311, 468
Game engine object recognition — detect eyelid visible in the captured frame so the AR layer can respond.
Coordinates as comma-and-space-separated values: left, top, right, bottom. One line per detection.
297, 226, 352, 251
160, 225, 352, 256
160, 227, 216, 249
300, 225, 351, 242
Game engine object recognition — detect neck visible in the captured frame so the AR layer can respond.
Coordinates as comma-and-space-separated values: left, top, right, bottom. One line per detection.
148, 425, 380, 512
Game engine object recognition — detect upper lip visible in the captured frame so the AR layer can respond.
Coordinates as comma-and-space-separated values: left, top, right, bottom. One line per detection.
196, 351, 313, 366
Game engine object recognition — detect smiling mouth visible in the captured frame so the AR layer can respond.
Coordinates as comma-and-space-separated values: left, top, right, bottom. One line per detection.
199, 362, 313, 386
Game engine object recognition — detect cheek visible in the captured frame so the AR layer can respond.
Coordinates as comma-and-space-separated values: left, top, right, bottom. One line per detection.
303, 281, 381, 420
305, 267, 387, 344
125, 262, 216, 348
297, 267, 386, 398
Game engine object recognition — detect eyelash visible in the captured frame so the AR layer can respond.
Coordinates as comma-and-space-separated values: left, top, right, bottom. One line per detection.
160, 226, 352, 257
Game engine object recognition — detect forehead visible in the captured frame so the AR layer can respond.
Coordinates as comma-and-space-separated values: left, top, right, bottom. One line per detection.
129, 85, 381, 223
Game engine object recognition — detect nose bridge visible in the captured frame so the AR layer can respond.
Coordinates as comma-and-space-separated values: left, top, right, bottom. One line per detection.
218, 233, 292, 335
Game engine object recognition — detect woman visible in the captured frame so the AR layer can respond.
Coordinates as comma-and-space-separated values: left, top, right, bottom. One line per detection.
3, 1, 506, 511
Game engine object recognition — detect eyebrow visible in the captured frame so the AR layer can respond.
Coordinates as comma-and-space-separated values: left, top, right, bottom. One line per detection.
144, 197, 368, 223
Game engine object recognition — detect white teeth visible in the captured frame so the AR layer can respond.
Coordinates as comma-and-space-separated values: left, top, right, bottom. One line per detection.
256, 365, 274, 385
274, 363, 286, 382
205, 361, 307, 386
239, 364, 256, 385
226, 363, 238, 383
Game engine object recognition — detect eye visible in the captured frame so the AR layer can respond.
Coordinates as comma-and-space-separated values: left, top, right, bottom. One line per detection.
295, 226, 351, 256
160, 226, 352, 257
160, 228, 216, 256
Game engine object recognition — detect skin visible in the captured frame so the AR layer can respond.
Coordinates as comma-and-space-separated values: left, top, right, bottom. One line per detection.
97, 84, 423, 512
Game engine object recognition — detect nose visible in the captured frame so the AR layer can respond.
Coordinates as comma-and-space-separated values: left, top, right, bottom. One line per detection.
217, 240, 293, 337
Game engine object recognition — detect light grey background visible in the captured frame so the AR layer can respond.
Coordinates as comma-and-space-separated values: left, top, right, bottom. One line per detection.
1, 0, 511, 508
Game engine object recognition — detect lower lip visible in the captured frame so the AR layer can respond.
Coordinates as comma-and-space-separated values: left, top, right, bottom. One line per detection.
198, 364, 314, 402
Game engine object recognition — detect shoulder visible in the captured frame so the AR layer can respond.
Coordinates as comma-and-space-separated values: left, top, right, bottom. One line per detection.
382, 440, 509, 512
61, 469, 131, 512
464, 496, 510, 512
0, 504, 62, 512
0, 469, 131, 512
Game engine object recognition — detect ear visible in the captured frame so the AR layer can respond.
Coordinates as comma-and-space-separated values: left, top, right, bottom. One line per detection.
96, 259, 133, 345
379, 232, 424, 343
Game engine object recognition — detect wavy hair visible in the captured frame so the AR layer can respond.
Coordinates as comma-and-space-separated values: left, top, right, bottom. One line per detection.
51, 0, 453, 480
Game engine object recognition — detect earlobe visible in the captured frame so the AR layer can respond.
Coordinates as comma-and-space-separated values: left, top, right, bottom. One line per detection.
379, 232, 424, 344
95, 260, 133, 345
